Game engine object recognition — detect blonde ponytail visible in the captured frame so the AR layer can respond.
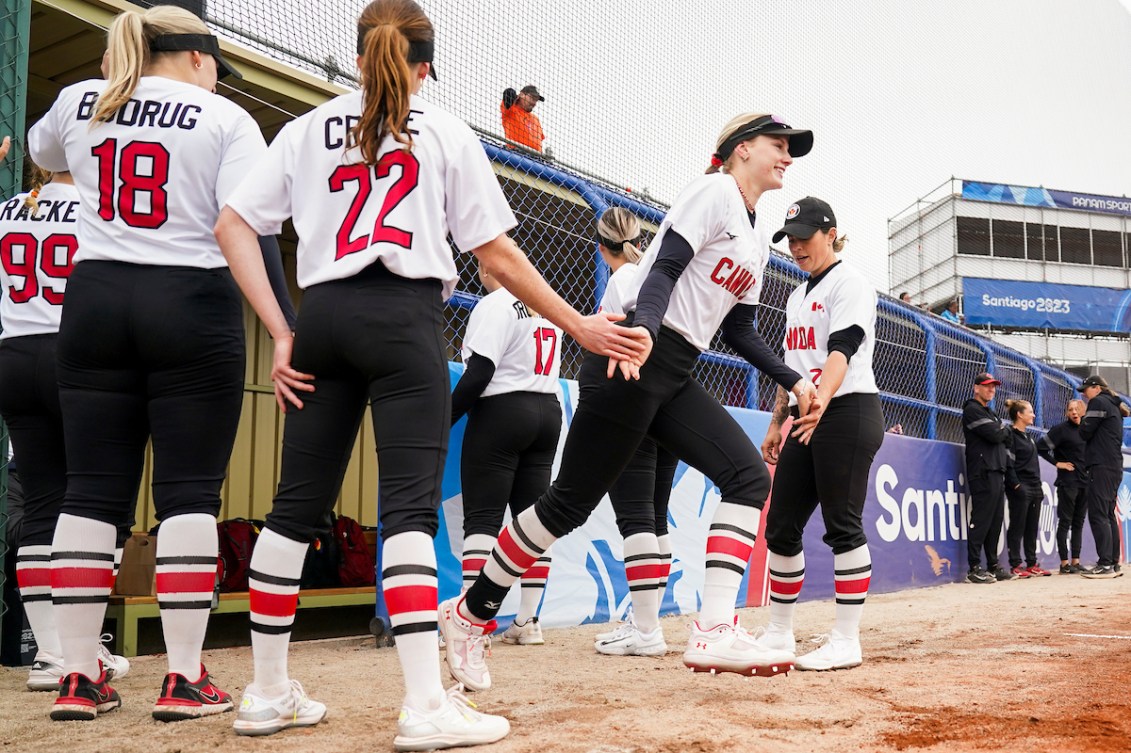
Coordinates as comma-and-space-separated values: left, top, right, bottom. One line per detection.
597, 207, 643, 263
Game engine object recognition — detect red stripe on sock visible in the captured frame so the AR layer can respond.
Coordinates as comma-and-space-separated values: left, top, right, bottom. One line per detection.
461, 557, 487, 574
625, 563, 663, 582
156, 571, 215, 594
496, 527, 539, 572
770, 578, 804, 596
384, 584, 438, 616
706, 536, 753, 561
51, 567, 114, 589
522, 566, 551, 581
16, 567, 51, 588
250, 588, 299, 618
835, 577, 871, 595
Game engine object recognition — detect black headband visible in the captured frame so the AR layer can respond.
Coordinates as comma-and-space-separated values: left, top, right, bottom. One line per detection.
149, 33, 242, 79
356, 31, 438, 79
597, 233, 641, 252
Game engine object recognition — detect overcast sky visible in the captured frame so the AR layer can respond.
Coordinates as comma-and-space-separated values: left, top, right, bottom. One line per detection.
214, 0, 1131, 292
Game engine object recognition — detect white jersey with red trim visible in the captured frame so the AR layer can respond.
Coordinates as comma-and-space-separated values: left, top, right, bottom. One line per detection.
620, 173, 768, 351
225, 91, 516, 299
462, 288, 562, 397
782, 261, 878, 406
28, 77, 266, 269
0, 183, 80, 339
598, 262, 640, 316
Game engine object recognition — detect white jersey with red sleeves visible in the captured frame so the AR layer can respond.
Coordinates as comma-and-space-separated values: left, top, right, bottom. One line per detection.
0, 183, 80, 339
462, 288, 562, 397
28, 77, 266, 269
620, 173, 768, 351
225, 91, 516, 299
598, 263, 640, 316
782, 261, 878, 406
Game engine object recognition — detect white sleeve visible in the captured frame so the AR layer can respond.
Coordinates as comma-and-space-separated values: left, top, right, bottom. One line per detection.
27, 93, 71, 173
463, 295, 512, 366
444, 130, 517, 253
828, 274, 877, 334
214, 110, 269, 208
224, 123, 294, 236
663, 179, 723, 252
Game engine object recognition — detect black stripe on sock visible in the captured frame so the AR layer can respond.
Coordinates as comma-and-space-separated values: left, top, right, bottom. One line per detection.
834, 564, 872, 576
51, 550, 115, 562
511, 518, 546, 557
835, 597, 866, 605
21, 593, 53, 602
16, 554, 52, 563
769, 568, 805, 579
520, 582, 547, 588
155, 555, 217, 566
770, 595, 798, 604
463, 549, 492, 557
382, 564, 438, 579
391, 621, 439, 637
624, 553, 660, 563
248, 569, 302, 587
709, 523, 755, 539
490, 551, 523, 579
157, 600, 214, 610
628, 584, 657, 592
251, 621, 294, 635
705, 560, 747, 575
52, 596, 110, 605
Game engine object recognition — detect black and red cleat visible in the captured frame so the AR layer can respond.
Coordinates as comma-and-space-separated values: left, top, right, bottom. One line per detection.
152, 664, 234, 721
50, 670, 122, 721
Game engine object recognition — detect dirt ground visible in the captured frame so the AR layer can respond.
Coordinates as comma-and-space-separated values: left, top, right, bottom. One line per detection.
3, 574, 1131, 753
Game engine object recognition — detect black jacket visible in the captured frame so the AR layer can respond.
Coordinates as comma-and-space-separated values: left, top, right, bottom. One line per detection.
962, 398, 1011, 478
1080, 392, 1126, 468
1037, 420, 1087, 488
1005, 428, 1041, 488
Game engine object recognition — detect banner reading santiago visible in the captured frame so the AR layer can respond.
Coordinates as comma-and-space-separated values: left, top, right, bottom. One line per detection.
963, 277, 1131, 333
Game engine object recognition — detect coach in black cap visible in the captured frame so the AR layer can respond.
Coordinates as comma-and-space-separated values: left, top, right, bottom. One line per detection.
962, 372, 1014, 584
772, 197, 835, 243
1078, 375, 1131, 578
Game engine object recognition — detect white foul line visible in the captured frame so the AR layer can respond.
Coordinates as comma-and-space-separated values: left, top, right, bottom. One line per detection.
1065, 633, 1131, 640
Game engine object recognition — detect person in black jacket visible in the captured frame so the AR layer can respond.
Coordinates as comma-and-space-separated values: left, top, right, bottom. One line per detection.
962, 373, 1014, 584
1038, 400, 1089, 574
1004, 400, 1051, 577
1078, 375, 1130, 579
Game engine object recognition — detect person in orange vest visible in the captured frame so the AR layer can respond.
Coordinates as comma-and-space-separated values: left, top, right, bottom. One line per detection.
501, 85, 545, 152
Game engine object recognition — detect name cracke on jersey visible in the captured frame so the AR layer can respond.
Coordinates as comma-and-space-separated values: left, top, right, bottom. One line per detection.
462, 288, 562, 397
0, 182, 80, 339
783, 262, 879, 404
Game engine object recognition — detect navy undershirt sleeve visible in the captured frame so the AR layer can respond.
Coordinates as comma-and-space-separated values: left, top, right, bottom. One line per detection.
827, 325, 865, 361
721, 304, 803, 389
258, 235, 298, 331
631, 230, 695, 339
450, 354, 497, 425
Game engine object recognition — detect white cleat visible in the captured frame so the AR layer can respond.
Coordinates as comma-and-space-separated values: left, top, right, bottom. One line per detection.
748, 623, 797, 655
794, 629, 862, 671
438, 597, 495, 692
393, 685, 510, 751
594, 622, 667, 656
233, 680, 327, 736
98, 634, 130, 682
682, 617, 795, 677
500, 617, 544, 645
26, 651, 64, 692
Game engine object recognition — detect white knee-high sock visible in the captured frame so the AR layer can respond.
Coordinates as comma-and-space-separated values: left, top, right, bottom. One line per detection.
767, 551, 805, 631
699, 502, 759, 629
517, 550, 551, 624
461, 533, 495, 592
17, 544, 61, 657
384, 531, 445, 710
656, 533, 672, 603
52, 514, 115, 679
833, 545, 871, 639
462, 506, 557, 623
156, 513, 219, 678
248, 527, 308, 698
623, 533, 662, 633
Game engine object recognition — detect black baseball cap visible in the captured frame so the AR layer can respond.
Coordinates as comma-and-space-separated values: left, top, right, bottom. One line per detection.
520, 85, 544, 101
1078, 375, 1108, 391
150, 33, 242, 80
772, 197, 836, 243
973, 372, 1002, 386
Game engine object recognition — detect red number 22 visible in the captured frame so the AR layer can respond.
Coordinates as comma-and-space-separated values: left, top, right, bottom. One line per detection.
329, 151, 420, 260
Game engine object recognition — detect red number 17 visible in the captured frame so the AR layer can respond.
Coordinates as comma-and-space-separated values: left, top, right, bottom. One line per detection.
533, 327, 557, 375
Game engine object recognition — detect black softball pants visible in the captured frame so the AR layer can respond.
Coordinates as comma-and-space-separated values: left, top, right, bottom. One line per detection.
1055, 484, 1087, 561
56, 261, 245, 525
1005, 482, 1043, 568
764, 393, 884, 557
533, 326, 770, 539
608, 439, 678, 539
1085, 464, 1122, 567
462, 392, 561, 537
967, 471, 1005, 570
264, 264, 450, 543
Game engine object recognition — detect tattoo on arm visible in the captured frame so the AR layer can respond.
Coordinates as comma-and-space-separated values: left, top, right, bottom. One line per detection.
771, 386, 789, 426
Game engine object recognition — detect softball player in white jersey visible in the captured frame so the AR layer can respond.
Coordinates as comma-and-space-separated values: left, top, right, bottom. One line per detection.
755, 196, 883, 671
214, 1, 646, 747
28, 5, 263, 722
0, 171, 131, 692
442, 113, 821, 690
453, 267, 563, 646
